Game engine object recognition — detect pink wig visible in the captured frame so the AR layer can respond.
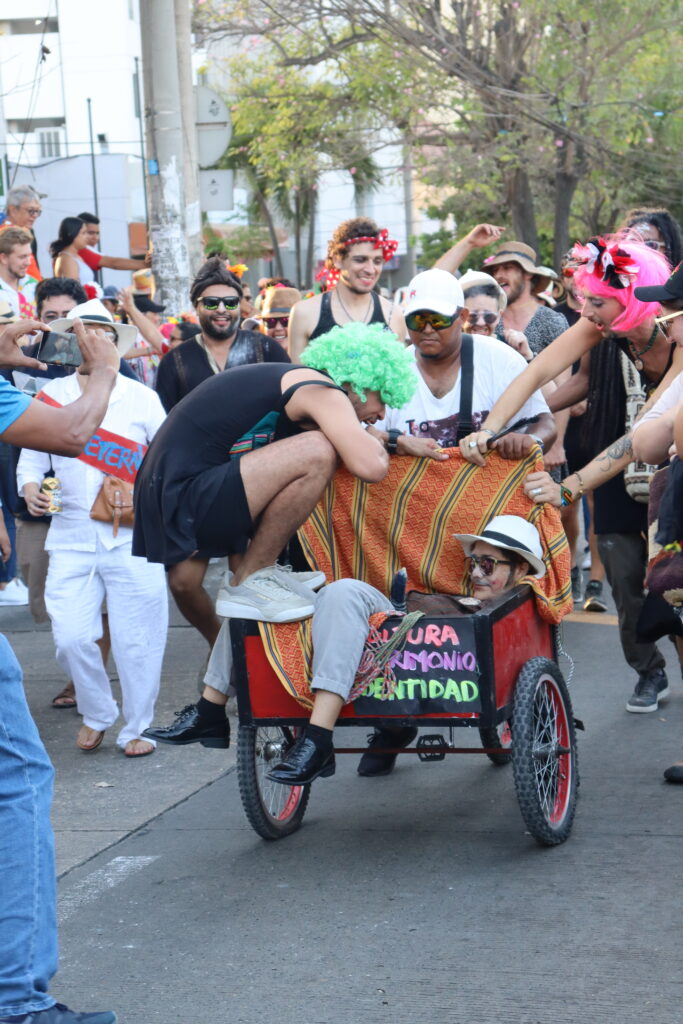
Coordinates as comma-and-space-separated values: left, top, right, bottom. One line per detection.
573, 235, 670, 332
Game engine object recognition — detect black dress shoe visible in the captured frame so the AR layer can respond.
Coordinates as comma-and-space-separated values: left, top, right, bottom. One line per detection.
267, 733, 335, 784
663, 763, 683, 784
143, 704, 230, 749
357, 725, 418, 777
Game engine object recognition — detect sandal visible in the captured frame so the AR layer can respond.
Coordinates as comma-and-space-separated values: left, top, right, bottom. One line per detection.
52, 682, 77, 709
76, 726, 105, 751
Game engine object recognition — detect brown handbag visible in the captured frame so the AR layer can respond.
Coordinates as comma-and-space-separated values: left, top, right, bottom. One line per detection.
90, 476, 135, 537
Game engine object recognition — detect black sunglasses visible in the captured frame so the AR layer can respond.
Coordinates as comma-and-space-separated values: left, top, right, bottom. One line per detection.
199, 296, 240, 311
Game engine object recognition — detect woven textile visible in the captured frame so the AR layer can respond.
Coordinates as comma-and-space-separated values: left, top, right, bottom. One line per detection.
258, 450, 572, 707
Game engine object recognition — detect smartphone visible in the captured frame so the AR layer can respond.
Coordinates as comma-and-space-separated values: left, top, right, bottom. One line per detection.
37, 330, 82, 368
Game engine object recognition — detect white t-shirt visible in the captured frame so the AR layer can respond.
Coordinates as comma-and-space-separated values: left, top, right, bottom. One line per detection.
377, 336, 550, 448
632, 371, 683, 433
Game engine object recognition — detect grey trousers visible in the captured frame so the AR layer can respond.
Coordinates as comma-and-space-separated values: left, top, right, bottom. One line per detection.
205, 579, 392, 700
597, 532, 665, 677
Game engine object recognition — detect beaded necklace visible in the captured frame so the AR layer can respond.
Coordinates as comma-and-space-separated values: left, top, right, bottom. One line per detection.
627, 322, 659, 371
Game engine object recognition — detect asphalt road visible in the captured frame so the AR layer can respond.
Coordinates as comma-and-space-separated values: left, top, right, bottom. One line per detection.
6, 583, 683, 1024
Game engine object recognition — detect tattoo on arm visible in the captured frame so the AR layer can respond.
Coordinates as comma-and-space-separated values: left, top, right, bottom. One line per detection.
595, 434, 633, 472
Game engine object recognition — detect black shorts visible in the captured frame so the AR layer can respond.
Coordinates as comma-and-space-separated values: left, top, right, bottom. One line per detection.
187, 460, 254, 560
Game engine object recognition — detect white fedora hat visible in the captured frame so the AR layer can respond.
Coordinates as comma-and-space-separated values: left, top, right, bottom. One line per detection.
453, 514, 546, 578
47, 299, 137, 356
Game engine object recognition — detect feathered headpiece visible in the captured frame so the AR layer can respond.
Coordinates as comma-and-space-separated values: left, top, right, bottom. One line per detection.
567, 237, 640, 289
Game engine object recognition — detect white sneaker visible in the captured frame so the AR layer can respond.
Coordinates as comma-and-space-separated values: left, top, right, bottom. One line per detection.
0, 578, 29, 606
223, 566, 326, 592
216, 567, 315, 622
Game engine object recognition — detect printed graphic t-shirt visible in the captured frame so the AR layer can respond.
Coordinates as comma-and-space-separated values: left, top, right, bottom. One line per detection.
377, 336, 549, 448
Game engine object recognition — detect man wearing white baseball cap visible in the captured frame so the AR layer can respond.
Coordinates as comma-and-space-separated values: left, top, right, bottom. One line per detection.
370, 268, 556, 459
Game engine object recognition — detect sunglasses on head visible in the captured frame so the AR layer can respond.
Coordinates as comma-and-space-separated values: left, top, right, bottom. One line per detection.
264, 315, 289, 329
405, 310, 458, 332
465, 553, 512, 576
199, 296, 240, 311
466, 310, 498, 325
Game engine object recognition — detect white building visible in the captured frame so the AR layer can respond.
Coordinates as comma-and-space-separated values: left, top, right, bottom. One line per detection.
0, 0, 146, 285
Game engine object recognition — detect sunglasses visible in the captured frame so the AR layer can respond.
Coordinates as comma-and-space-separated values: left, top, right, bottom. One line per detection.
199, 296, 240, 311
465, 553, 512, 576
406, 310, 458, 332
466, 310, 498, 325
264, 315, 289, 329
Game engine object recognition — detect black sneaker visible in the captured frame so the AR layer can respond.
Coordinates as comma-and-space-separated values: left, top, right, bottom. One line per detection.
625, 669, 670, 713
143, 704, 230, 748
571, 566, 582, 604
583, 579, 607, 613
357, 726, 419, 777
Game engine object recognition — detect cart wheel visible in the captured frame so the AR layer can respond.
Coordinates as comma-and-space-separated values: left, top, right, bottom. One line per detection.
478, 720, 512, 766
237, 725, 311, 840
511, 658, 579, 846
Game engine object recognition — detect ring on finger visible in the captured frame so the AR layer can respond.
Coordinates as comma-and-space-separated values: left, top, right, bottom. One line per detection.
468, 441, 477, 449
531, 487, 542, 496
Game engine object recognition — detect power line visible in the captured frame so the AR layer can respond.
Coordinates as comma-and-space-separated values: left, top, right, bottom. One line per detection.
9, 6, 53, 184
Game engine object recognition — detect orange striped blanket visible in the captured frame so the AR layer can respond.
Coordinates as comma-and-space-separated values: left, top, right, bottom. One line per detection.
258, 450, 572, 708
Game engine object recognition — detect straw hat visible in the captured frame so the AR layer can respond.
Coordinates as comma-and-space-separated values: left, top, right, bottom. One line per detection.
255, 286, 302, 318
459, 269, 507, 312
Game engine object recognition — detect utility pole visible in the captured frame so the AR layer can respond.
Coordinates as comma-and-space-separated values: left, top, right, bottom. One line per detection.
140, 0, 191, 312
175, 0, 202, 275
401, 139, 416, 280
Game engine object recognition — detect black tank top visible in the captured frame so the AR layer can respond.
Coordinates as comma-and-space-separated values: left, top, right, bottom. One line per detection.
309, 289, 389, 341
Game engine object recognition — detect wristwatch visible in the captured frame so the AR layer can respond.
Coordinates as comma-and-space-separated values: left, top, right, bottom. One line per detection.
386, 429, 402, 455
528, 433, 545, 452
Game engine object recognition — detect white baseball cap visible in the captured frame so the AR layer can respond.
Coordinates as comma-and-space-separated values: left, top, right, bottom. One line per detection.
404, 269, 464, 318
453, 515, 546, 578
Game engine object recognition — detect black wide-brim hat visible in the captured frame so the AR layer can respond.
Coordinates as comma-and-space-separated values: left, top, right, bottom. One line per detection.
634, 262, 683, 303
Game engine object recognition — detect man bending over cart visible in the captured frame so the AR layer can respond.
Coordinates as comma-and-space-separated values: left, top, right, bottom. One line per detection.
266, 515, 546, 784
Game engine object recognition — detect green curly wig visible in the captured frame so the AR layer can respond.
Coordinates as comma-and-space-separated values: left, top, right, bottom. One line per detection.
301, 322, 416, 407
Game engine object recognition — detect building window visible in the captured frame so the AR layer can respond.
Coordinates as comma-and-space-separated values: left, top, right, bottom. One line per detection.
38, 130, 61, 159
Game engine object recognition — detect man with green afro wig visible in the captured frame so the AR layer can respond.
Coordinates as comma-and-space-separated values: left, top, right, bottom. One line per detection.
301, 321, 417, 409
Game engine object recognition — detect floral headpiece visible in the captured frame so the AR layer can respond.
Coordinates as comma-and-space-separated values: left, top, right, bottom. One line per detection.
317, 228, 399, 290
226, 262, 248, 279
567, 236, 639, 289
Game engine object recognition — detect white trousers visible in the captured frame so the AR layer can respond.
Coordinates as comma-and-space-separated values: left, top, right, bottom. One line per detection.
45, 541, 168, 748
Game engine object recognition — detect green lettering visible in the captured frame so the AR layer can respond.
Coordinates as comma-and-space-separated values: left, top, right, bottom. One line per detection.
459, 679, 479, 703
428, 679, 445, 699
443, 679, 462, 701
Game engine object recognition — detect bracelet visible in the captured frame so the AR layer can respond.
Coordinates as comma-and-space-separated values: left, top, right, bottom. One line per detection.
528, 433, 545, 452
573, 470, 585, 497
560, 484, 574, 507
480, 428, 495, 437
386, 428, 402, 455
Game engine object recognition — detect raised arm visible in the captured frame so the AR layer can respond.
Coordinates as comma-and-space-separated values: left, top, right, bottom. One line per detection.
459, 318, 603, 465
118, 286, 165, 355
433, 223, 504, 274
2, 320, 119, 455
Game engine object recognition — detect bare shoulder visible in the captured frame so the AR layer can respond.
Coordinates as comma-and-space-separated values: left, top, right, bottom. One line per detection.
290, 294, 321, 328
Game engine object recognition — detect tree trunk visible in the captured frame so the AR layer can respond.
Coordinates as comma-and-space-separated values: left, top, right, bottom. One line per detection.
251, 181, 284, 277
503, 166, 539, 253
294, 190, 302, 287
553, 170, 580, 270
305, 187, 316, 289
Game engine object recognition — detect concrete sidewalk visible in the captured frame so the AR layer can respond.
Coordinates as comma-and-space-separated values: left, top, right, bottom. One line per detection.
1, 561, 235, 877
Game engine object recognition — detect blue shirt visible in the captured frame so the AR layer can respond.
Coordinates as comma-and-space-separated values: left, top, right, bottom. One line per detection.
0, 377, 31, 436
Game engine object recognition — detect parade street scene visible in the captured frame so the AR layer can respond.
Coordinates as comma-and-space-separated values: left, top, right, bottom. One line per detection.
0, 2, 682, 1023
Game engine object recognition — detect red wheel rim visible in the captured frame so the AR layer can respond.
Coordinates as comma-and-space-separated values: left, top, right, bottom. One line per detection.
276, 786, 304, 821
532, 676, 572, 826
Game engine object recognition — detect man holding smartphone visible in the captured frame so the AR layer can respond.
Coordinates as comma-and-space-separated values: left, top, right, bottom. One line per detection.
0, 317, 120, 1024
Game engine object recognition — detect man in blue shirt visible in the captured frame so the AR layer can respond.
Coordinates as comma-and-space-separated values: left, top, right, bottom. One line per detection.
0, 317, 121, 1024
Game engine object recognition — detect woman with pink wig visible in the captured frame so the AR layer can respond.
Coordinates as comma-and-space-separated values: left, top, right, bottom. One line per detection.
460, 235, 681, 464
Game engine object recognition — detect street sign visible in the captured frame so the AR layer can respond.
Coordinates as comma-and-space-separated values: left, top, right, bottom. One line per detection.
199, 169, 234, 211
195, 85, 232, 168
